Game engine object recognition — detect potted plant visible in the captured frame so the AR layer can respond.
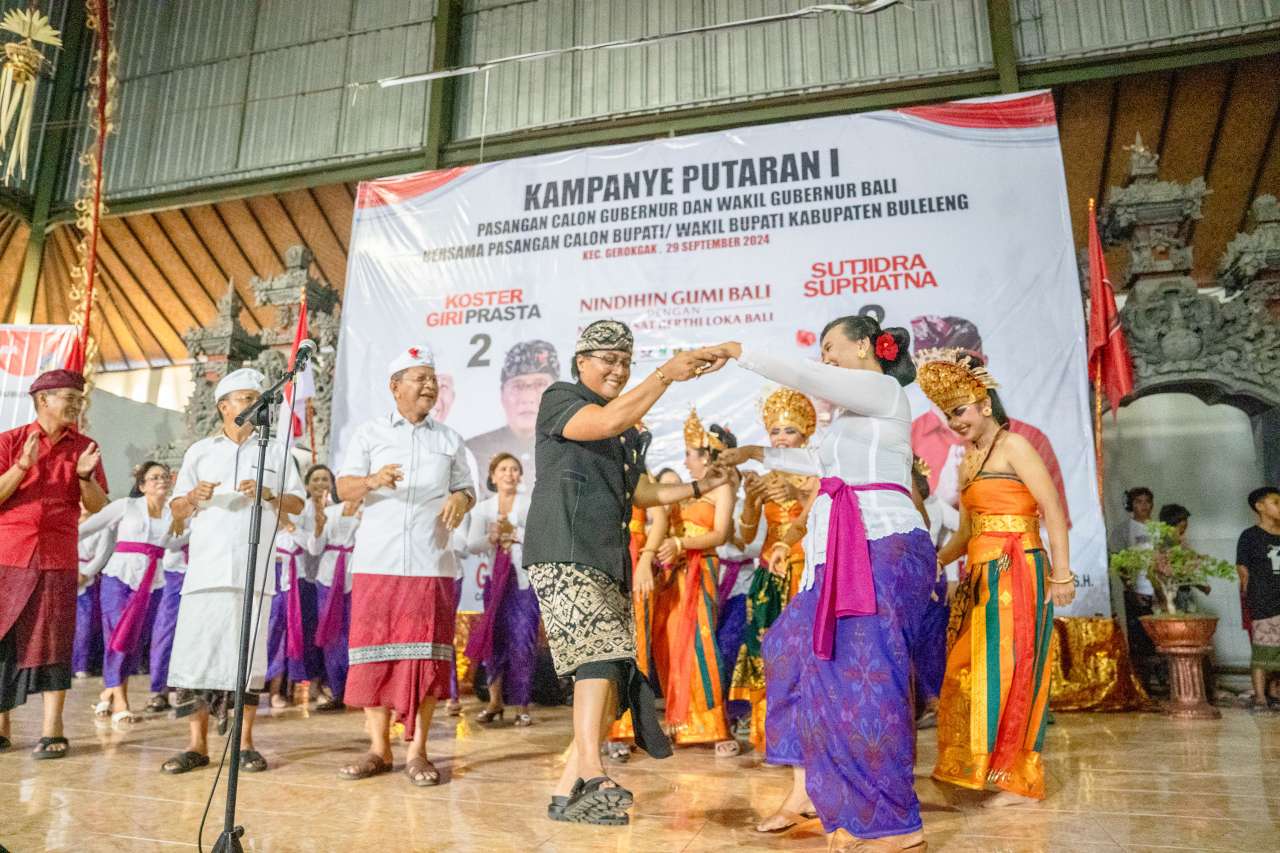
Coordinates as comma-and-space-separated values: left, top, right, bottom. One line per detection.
1110, 521, 1238, 719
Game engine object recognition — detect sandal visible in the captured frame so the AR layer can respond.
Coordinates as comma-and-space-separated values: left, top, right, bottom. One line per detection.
404, 755, 441, 787
476, 707, 504, 724
111, 709, 137, 729
240, 749, 269, 773
513, 712, 532, 727
92, 700, 111, 720
315, 698, 346, 713
715, 739, 741, 757
446, 700, 462, 717
161, 750, 210, 774
556, 776, 632, 825
605, 741, 631, 763
338, 752, 393, 781
32, 736, 69, 760
755, 810, 814, 833
146, 694, 171, 714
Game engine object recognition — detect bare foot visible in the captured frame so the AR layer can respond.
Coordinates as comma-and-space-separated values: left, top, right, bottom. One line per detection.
982, 790, 1038, 809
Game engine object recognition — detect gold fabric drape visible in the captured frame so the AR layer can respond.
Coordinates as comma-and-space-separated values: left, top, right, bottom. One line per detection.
1049, 616, 1153, 711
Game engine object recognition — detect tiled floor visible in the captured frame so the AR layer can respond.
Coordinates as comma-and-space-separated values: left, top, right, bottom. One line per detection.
2, 676, 1279, 852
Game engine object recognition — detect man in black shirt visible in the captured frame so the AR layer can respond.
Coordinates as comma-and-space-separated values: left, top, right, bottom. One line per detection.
1238, 486, 1280, 711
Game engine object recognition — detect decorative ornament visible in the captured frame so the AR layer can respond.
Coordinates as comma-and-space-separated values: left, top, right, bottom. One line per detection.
0, 6, 61, 181
683, 407, 725, 452
912, 456, 931, 480
914, 347, 1000, 413
874, 332, 899, 362
760, 387, 817, 439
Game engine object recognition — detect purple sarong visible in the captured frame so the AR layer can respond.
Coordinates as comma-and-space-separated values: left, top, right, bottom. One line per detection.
466, 549, 540, 707
72, 577, 103, 675
100, 575, 162, 689
266, 557, 323, 683
148, 569, 184, 692
764, 529, 936, 839
314, 581, 350, 699
107, 541, 165, 655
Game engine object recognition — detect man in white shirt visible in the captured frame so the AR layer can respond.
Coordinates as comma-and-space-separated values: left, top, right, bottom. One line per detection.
335, 345, 475, 787
162, 368, 305, 775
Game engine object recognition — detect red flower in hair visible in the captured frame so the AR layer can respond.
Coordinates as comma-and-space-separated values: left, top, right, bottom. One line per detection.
874, 333, 898, 362
796, 329, 817, 348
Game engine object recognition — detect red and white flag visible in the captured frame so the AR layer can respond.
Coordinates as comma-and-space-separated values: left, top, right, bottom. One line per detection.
1086, 199, 1135, 415
278, 296, 314, 443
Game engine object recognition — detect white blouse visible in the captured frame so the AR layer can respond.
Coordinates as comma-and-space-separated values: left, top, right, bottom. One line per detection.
276, 498, 323, 591
78, 529, 115, 592
78, 497, 180, 591
466, 493, 531, 588
163, 528, 191, 574
312, 503, 361, 592
738, 345, 924, 592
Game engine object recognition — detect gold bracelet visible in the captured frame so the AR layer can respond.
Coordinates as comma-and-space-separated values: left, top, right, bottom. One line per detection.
1048, 573, 1076, 585
640, 548, 657, 555
654, 367, 672, 386
674, 538, 684, 555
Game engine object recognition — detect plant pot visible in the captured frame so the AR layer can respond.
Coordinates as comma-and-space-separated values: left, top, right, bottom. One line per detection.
1139, 615, 1220, 720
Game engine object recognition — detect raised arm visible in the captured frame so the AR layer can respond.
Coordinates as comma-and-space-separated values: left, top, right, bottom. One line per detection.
79, 497, 128, 537
730, 342, 903, 418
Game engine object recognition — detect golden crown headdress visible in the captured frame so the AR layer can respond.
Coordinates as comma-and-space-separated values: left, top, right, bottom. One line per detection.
914, 347, 999, 413
760, 387, 817, 440
684, 407, 725, 452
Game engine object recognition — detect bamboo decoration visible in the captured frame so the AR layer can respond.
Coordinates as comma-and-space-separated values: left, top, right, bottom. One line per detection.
0, 6, 62, 181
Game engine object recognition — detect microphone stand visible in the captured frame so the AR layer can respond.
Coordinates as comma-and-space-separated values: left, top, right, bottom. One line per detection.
215, 362, 303, 853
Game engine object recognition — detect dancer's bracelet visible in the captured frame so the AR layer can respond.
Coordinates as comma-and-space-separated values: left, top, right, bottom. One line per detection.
1048, 573, 1076, 585
654, 367, 672, 386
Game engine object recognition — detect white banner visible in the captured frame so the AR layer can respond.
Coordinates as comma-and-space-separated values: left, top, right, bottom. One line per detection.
334, 92, 1108, 616
0, 325, 78, 431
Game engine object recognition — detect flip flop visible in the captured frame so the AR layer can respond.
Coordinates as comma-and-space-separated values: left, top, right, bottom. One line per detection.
33, 736, 70, 760
240, 749, 269, 773
161, 751, 210, 774
404, 755, 441, 787
338, 752, 393, 781
92, 700, 111, 720
111, 710, 137, 729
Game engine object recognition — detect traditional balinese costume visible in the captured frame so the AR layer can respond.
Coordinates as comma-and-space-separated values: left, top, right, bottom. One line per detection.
736, 346, 937, 842
729, 388, 816, 752
312, 502, 359, 705
663, 409, 732, 745
917, 350, 1055, 801
78, 497, 180, 700
0, 370, 109, 723
338, 345, 475, 740
148, 532, 189, 699
464, 493, 539, 719
74, 529, 114, 677
266, 501, 324, 688
168, 369, 305, 709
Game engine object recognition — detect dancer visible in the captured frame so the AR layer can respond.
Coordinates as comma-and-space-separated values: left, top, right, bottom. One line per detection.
335, 345, 475, 787
312, 494, 360, 713
0, 368, 107, 759
163, 367, 305, 775
78, 461, 177, 726
729, 388, 819, 755
146, 515, 189, 713
523, 319, 727, 825
660, 410, 737, 754
465, 453, 537, 725
73, 511, 113, 679
710, 317, 935, 852
916, 349, 1073, 808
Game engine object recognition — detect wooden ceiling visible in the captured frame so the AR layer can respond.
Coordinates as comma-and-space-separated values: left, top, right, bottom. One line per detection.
0, 55, 1277, 372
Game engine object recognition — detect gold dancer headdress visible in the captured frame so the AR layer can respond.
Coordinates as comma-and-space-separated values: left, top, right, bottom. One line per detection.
760, 388, 817, 440
684, 407, 725, 452
914, 348, 999, 413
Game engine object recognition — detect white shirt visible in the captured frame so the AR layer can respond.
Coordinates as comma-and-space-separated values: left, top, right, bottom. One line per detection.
739, 345, 924, 592
78, 529, 115, 592
465, 493, 530, 588
79, 497, 179, 592
174, 431, 305, 595
338, 413, 475, 578
313, 503, 361, 591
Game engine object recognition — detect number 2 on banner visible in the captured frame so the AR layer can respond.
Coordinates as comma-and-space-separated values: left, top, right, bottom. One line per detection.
468, 333, 492, 368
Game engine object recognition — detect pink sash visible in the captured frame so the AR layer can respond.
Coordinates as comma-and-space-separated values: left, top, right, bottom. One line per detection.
464, 547, 514, 664
107, 541, 166, 654
813, 478, 911, 660
314, 544, 351, 649
278, 546, 306, 661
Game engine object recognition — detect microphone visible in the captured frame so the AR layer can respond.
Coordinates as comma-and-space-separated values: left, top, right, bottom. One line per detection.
292, 339, 318, 368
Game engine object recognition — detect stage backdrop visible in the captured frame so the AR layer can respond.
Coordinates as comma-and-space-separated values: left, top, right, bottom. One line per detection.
334, 92, 1108, 616
0, 325, 77, 431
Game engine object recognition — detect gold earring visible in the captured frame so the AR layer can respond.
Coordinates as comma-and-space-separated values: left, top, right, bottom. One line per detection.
858, 345, 870, 359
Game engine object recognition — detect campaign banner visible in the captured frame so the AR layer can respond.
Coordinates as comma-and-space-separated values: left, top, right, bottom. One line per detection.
0, 325, 78, 431
334, 92, 1109, 616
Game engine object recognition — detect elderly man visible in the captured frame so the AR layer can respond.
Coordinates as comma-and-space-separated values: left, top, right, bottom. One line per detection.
466, 340, 560, 494
0, 369, 107, 758
162, 368, 305, 775
336, 345, 475, 787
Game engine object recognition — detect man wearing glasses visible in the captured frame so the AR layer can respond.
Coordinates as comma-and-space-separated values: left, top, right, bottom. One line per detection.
0, 369, 108, 759
466, 340, 561, 495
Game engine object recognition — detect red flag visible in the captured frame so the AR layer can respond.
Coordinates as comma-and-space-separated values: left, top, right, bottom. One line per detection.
1086, 199, 1134, 414
277, 293, 314, 441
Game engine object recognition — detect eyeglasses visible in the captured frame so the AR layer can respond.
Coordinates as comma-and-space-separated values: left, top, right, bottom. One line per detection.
583, 352, 634, 370
46, 391, 84, 404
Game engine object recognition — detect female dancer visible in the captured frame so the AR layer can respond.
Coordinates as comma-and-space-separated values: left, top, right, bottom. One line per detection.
465, 453, 538, 726
79, 461, 179, 726
712, 316, 935, 852
659, 410, 738, 755
144, 514, 189, 713
916, 350, 1073, 808
313, 495, 360, 713
729, 388, 819, 758
73, 512, 113, 679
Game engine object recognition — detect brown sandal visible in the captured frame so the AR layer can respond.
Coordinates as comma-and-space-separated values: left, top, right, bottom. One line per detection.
404, 755, 440, 787
338, 752, 392, 781
755, 810, 813, 833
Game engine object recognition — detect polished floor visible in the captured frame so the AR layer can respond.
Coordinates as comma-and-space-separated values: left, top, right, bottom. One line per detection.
3, 676, 1279, 852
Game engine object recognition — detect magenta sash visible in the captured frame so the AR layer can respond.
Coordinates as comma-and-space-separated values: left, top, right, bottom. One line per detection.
813, 478, 912, 660
314, 544, 351, 649
278, 546, 306, 661
107, 541, 166, 654
717, 558, 750, 606
464, 546, 514, 664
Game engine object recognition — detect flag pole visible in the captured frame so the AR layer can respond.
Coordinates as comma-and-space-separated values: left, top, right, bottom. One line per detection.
1089, 197, 1105, 504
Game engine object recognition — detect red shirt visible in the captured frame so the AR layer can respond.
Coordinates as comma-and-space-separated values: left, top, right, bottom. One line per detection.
0, 421, 108, 570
